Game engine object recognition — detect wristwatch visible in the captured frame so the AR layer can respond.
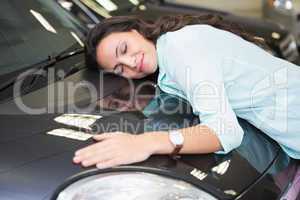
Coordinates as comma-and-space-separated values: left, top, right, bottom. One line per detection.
168, 130, 184, 158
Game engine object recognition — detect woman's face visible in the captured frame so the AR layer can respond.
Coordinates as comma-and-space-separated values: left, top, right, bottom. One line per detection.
96, 29, 158, 79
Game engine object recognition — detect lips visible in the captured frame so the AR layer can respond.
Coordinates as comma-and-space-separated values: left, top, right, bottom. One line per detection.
138, 53, 144, 72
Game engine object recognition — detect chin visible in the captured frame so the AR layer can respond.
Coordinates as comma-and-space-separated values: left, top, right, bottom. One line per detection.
148, 63, 158, 74
137, 74, 148, 79
130, 74, 146, 79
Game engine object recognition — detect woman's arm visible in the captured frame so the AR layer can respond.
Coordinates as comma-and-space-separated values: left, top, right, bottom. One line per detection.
145, 125, 222, 154
73, 125, 221, 169
158, 26, 245, 154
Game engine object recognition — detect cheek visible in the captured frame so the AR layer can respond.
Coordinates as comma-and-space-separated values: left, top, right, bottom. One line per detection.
96, 45, 115, 71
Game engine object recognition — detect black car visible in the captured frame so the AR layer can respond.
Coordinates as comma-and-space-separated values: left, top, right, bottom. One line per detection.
262, 0, 300, 46
57, 0, 300, 64
0, 1, 298, 200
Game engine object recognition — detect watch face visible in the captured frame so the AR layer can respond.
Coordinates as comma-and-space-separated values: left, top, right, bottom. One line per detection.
169, 130, 184, 146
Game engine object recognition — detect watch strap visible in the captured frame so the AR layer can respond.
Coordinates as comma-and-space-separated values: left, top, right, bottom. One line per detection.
171, 144, 183, 158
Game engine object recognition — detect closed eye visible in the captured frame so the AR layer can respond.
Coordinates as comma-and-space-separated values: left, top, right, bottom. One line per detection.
121, 42, 127, 54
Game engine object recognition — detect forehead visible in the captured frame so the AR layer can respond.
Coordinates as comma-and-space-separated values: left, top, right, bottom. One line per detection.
96, 32, 131, 70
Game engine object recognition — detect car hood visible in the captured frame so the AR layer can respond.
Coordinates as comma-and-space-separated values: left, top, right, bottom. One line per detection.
0, 69, 126, 115
0, 69, 289, 200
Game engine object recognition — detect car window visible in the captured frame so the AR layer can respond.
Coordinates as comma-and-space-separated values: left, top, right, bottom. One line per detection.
164, 0, 262, 18
88, 0, 137, 13
57, 0, 100, 28
58, 0, 138, 20
0, 0, 87, 76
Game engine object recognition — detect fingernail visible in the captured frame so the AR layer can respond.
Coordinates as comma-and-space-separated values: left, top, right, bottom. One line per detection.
73, 156, 80, 162
82, 161, 88, 167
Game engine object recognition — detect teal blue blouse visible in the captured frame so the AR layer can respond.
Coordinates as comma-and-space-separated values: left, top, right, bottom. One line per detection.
156, 24, 300, 159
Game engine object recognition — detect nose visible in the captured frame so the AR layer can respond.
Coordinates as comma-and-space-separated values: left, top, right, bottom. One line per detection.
118, 55, 137, 69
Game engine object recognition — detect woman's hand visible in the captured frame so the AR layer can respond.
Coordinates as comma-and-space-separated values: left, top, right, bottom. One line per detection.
73, 132, 155, 169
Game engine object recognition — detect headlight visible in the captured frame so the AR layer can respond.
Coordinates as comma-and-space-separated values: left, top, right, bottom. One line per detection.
57, 172, 217, 200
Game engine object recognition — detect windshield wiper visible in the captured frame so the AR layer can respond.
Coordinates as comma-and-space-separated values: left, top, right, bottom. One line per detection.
54, 44, 84, 62
0, 45, 84, 93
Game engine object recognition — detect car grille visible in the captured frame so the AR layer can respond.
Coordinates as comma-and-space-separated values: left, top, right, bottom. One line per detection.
279, 34, 299, 62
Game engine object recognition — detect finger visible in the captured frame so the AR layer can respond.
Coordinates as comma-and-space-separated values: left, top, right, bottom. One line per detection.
73, 144, 110, 164
93, 132, 121, 141
96, 158, 123, 169
74, 140, 109, 157
81, 149, 115, 167
74, 144, 98, 158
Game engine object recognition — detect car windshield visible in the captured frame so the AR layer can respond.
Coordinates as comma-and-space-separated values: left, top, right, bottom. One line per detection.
0, 0, 87, 76
85, 0, 137, 12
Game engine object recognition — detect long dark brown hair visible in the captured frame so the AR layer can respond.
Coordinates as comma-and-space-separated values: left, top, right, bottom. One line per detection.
85, 14, 267, 68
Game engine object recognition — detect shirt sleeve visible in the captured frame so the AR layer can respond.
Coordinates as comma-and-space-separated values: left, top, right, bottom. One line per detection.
160, 25, 244, 154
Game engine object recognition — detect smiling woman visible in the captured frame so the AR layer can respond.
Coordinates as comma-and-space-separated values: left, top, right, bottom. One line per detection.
96, 29, 158, 79
77, 14, 300, 171
85, 14, 267, 78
